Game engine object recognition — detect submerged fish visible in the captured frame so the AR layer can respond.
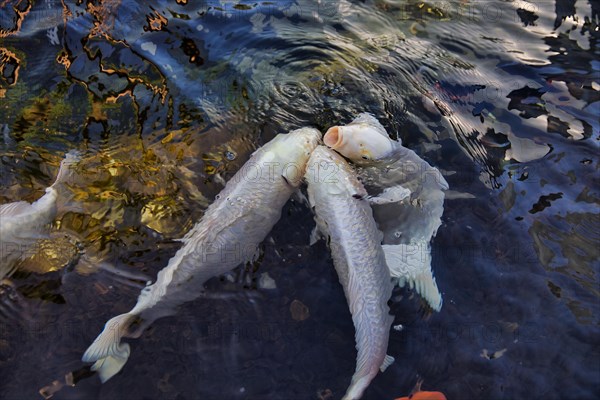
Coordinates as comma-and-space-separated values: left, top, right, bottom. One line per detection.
0, 151, 80, 280
395, 378, 447, 400
82, 127, 321, 383
324, 113, 447, 311
305, 146, 394, 400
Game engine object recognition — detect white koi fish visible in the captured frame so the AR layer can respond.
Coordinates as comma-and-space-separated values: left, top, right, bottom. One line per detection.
0, 151, 80, 280
324, 113, 447, 311
82, 127, 321, 383
305, 146, 394, 400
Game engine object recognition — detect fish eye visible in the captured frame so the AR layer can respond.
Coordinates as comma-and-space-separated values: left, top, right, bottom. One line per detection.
362, 156, 369, 160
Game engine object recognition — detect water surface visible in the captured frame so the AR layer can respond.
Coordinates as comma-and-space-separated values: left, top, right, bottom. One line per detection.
0, 1, 598, 399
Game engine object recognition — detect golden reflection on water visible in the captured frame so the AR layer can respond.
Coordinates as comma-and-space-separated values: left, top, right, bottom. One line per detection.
18, 236, 79, 274
0, 0, 32, 38
0, 1, 597, 397
0, 47, 20, 96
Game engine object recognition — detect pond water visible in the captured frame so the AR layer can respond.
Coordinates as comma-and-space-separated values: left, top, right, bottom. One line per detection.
0, 1, 598, 399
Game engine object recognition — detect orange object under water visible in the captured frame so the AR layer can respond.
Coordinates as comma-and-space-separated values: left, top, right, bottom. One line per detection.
395, 391, 447, 400
395, 378, 447, 400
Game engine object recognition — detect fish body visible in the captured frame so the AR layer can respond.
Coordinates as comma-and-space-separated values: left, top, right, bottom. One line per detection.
325, 113, 447, 311
82, 127, 321, 382
0, 151, 79, 280
305, 146, 394, 400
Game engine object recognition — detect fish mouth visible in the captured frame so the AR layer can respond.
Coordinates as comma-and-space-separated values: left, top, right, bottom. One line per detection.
324, 126, 343, 149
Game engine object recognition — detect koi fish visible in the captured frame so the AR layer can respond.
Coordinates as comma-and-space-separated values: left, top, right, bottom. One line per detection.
0, 151, 80, 280
82, 127, 321, 382
324, 113, 447, 311
305, 145, 394, 400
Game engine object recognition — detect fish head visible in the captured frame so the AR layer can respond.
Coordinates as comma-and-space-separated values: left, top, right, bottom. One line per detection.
324, 113, 395, 164
263, 127, 322, 187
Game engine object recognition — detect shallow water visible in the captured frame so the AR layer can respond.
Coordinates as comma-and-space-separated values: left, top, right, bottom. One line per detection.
0, 0, 598, 399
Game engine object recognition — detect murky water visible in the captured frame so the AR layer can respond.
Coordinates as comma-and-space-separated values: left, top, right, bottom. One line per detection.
0, 0, 598, 399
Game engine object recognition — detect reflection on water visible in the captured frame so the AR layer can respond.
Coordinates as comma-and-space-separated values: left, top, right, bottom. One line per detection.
0, 0, 598, 399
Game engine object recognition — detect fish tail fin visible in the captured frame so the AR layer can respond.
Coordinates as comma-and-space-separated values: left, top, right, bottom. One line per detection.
50, 150, 80, 189
51, 150, 84, 214
383, 243, 443, 311
82, 313, 135, 382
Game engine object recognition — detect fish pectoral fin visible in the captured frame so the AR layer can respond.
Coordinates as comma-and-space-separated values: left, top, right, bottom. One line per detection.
383, 243, 443, 311
309, 225, 322, 246
380, 354, 395, 372
368, 185, 411, 205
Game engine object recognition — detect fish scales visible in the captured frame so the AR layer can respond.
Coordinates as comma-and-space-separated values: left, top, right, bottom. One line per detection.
133, 159, 293, 311
82, 127, 321, 383
324, 113, 447, 311
306, 146, 393, 400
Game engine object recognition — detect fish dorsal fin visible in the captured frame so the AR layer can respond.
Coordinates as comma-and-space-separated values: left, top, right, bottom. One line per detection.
0, 201, 33, 217
382, 243, 443, 311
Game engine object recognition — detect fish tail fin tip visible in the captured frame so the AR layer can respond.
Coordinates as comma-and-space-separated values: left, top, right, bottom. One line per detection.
52, 150, 84, 213
51, 150, 81, 189
91, 352, 131, 383
380, 354, 395, 372
383, 243, 443, 311
412, 271, 443, 311
82, 313, 134, 381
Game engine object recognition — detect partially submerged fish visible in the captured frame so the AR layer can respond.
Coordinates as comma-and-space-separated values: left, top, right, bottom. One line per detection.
82, 127, 321, 383
305, 146, 394, 400
324, 113, 447, 311
395, 378, 447, 400
0, 151, 80, 280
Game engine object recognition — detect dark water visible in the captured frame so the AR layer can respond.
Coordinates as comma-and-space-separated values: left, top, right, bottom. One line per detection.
0, 0, 598, 399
